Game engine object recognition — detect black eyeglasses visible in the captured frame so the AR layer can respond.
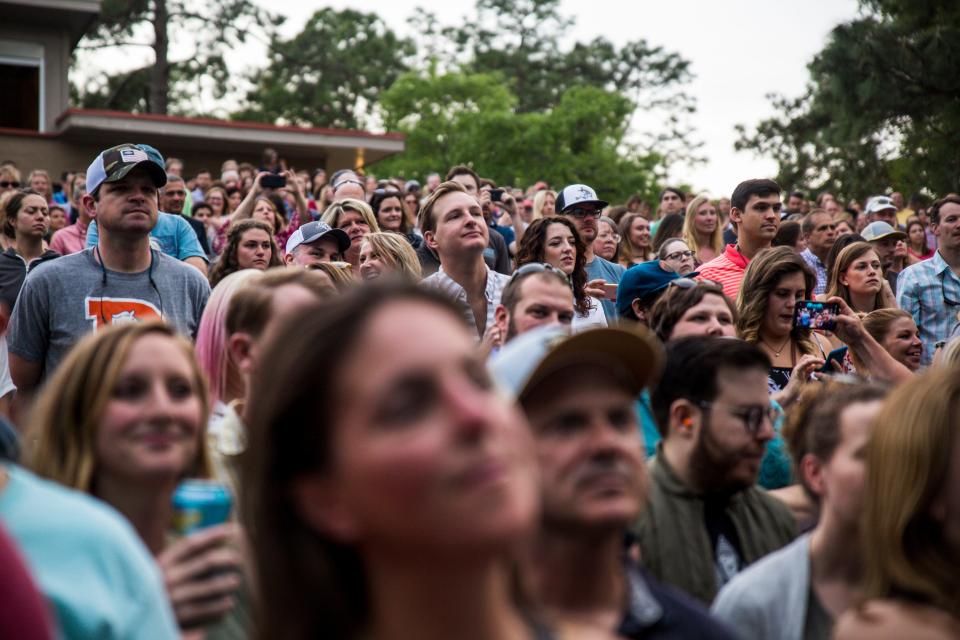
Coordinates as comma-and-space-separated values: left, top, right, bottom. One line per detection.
665, 250, 695, 261
509, 262, 568, 284
0, 181, 20, 189
566, 207, 601, 219
698, 401, 780, 436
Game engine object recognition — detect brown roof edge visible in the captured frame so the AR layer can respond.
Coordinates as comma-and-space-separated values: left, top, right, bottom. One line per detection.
55, 108, 406, 141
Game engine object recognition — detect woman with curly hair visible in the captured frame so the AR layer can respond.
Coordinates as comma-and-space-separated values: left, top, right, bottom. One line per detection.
737, 246, 829, 404
516, 217, 607, 331
208, 219, 282, 288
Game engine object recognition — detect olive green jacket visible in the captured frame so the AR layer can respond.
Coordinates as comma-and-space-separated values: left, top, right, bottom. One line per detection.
633, 445, 796, 604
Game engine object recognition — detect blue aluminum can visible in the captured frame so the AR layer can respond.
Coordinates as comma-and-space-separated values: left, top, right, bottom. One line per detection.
171, 480, 232, 536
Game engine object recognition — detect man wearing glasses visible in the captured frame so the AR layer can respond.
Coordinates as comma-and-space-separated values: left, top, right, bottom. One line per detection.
897, 195, 960, 366
558, 183, 625, 319
638, 336, 796, 604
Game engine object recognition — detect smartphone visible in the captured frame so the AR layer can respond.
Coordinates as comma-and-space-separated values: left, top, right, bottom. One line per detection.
261, 173, 286, 189
818, 346, 848, 373
489, 188, 504, 203
604, 283, 618, 301
792, 300, 840, 332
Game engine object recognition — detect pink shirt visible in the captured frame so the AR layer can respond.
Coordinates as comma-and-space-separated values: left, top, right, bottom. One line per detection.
49, 221, 88, 256
697, 244, 750, 300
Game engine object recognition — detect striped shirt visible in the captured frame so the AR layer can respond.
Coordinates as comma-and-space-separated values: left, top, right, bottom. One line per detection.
800, 249, 828, 296
697, 244, 750, 301
896, 251, 960, 366
422, 265, 510, 339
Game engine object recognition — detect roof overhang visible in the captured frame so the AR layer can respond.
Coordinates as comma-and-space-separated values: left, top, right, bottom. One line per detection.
55, 109, 405, 164
0, 0, 100, 47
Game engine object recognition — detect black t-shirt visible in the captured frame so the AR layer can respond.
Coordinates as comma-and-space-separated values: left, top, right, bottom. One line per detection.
703, 497, 744, 590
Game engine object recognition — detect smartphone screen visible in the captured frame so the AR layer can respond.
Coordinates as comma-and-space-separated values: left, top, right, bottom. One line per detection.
793, 300, 839, 332
261, 174, 286, 189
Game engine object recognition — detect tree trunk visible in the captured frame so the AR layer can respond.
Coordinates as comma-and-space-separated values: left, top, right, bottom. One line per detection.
150, 0, 169, 114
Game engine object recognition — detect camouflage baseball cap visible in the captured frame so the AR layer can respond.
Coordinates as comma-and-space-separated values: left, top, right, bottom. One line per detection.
86, 143, 167, 195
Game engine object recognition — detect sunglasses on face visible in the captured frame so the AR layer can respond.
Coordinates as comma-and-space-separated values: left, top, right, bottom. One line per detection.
0, 181, 20, 188
567, 208, 601, 219
509, 262, 568, 284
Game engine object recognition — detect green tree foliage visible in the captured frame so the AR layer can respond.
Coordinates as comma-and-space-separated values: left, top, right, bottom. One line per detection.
736, 0, 960, 200
234, 9, 415, 129
372, 71, 662, 204
73, 0, 280, 115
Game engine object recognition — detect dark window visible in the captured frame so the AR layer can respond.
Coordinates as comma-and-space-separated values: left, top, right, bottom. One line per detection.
0, 64, 40, 130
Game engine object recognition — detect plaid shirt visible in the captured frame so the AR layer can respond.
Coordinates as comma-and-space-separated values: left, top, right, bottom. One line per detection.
800, 249, 828, 296
896, 251, 960, 366
421, 265, 510, 339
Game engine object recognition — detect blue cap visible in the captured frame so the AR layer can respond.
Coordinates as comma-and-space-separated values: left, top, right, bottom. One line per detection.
616, 260, 698, 317
86, 143, 167, 195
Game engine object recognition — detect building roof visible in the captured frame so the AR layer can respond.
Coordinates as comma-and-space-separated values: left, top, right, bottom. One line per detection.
0, 0, 99, 46
54, 108, 405, 164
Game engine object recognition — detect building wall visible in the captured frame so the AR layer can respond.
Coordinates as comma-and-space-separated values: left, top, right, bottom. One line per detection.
0, 21, 71, 132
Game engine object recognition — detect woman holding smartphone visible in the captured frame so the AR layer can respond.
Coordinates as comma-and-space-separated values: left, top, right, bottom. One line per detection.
737, 247, 829, 405
28, 322, 246, 635
516, 217, 607, 331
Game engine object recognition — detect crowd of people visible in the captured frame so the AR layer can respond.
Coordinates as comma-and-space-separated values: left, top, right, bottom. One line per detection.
0, 142, 958, 639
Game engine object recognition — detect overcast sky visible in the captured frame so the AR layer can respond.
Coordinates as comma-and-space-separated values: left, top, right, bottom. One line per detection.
77, 0, 863, 195
256, 0, 863, 195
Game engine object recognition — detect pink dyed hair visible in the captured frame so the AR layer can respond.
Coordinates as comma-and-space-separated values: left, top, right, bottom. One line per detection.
195, 269, 264, 406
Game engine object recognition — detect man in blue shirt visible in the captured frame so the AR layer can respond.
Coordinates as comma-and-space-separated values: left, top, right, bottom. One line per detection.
897, 195, 960, 366
558, 183, 625, 318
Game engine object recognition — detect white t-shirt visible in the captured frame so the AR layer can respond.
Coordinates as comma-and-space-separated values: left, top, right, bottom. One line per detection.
572, 298, 608, 333
0, 336, 15, 400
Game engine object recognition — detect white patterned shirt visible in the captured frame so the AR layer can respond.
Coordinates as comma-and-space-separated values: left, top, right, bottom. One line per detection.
422, 265, 511, 339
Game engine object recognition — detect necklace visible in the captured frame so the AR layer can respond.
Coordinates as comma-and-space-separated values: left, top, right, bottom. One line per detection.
759, 335, 791, 357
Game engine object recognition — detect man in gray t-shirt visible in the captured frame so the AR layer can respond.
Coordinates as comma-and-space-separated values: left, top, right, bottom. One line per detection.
7, 142, 210, 397
8, 248, 209, 379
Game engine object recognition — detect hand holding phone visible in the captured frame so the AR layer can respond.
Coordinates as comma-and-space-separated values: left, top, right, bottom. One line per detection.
818, 346, 848, 373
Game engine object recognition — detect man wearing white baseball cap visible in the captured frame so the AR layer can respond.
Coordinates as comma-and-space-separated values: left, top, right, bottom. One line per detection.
8, 143, 210, 401
558, 183, 624, 319
284, 220, 351, 269
863, 195, 899, 228
489, 326, 735, 638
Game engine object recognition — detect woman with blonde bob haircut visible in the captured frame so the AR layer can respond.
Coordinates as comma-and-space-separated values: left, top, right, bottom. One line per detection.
358, 231, 422, 282
835, 367, 960, 639
28, 321, 247, 633
321, 198, 380, 268
682, 194, 723, 265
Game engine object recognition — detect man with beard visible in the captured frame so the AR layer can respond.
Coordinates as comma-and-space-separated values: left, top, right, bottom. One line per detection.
638, 336, 796, 604
490, 264, 575, 348
489, 326, 735, 638
558, 183, 624, 319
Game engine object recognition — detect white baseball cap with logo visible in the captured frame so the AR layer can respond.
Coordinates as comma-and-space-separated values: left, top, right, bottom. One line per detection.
556, 184, 609, 213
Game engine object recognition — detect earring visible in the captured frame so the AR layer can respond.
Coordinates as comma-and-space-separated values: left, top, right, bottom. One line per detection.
681, 418, 693, 431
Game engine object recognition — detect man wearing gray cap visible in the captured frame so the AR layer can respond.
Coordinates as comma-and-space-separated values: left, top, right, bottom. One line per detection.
8, 143, 210, 400
284, 220, 350, 269
490, 326, 735, 638
861, 220, 907, 293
